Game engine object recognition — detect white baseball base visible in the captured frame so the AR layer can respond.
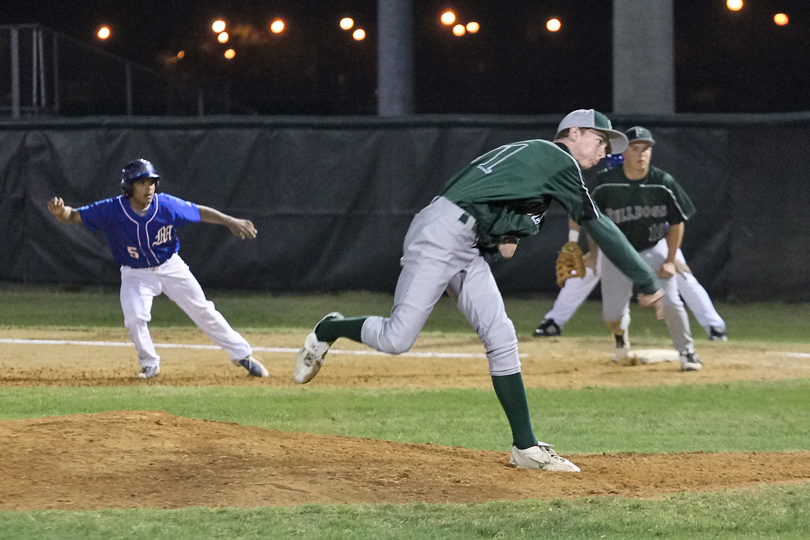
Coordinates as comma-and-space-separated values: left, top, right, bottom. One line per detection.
627, 349, 680, 364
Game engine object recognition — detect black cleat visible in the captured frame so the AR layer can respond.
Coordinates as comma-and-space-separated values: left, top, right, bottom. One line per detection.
709, 327, 728, 341
533, 319, 561, 337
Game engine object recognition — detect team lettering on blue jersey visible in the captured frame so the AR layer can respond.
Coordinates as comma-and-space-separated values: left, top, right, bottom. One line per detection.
152, 225, 174, 246
77, 193, 201, 268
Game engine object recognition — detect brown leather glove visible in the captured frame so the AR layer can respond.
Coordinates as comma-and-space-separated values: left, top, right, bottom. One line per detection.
555, 241, 586, 287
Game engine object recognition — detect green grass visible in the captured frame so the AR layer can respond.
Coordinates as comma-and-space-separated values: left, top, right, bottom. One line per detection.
2, 286, 809, 537
1, 380, 808, 453
2, 285, 810, 342
2, 484, 810, 539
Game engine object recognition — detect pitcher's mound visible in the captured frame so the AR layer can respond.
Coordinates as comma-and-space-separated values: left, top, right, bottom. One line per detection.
2, 411, 809, 511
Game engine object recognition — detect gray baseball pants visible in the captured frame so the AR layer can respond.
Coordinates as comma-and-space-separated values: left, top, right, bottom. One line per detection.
361, 196, 521, 376
600, 238, 694, 353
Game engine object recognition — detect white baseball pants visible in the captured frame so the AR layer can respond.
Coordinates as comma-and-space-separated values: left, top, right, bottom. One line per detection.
600, 239, 694, 353
361, 196, 521, 376
120, 253, 252, 368
545, 249, 725, 335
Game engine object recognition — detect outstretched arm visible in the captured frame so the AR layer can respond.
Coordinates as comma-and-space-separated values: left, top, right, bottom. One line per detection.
197, 205, 258, 240
47, 197, 82, 224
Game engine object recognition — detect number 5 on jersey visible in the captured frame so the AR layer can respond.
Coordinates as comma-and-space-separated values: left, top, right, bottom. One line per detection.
127, 246, 140, 259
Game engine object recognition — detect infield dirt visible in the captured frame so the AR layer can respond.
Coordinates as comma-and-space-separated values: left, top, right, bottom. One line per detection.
2, 327, 809, 510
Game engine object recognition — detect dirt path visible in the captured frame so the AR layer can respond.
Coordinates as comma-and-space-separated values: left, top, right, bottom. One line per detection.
2, 328, 809, 510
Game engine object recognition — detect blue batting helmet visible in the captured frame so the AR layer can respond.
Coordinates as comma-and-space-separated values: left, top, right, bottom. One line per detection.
121, 159, 160, 197
604, 153, 624, 169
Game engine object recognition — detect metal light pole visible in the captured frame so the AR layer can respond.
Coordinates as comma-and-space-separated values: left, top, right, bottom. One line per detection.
613, 0, 675, 114
377, 0, 415, 116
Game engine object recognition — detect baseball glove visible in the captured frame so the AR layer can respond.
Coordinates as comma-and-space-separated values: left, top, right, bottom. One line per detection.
556, 241, 586, 287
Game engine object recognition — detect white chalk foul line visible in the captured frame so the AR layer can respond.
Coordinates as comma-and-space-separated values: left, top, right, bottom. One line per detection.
0, 338, 507, 359
764, 351, 810, 359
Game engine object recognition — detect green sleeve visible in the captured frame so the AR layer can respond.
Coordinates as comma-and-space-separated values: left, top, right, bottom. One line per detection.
460, 202, 538, 249
581, 216, 660, 295
486, 211, 537, 239
661, 172, 696, 220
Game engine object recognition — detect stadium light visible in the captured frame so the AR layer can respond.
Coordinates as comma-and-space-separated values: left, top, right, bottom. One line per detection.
466, 22, 480, 33
217, 32, 229, 44
224, 49, 236, 59
352, 28, 366, 41
726, 0, 743, 12
441, 11, 456, 26
452, 24, 466, 36
212, 20, 226, 33
270, 19, 286, 34
546, 18, 562, 32
340, 17, 355, 30
96, 26, 111, 40
774, 13, 789, 26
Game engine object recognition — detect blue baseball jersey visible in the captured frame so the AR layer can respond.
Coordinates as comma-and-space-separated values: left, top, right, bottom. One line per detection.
78, 193, 201, 268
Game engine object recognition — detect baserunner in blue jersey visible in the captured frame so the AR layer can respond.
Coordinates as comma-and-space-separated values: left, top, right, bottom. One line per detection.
47, 158, 269, 380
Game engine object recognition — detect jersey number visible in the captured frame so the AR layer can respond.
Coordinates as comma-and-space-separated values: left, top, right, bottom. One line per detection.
474, 143, 529, 174
127, 246, 139, 259
648, 223, 667, 243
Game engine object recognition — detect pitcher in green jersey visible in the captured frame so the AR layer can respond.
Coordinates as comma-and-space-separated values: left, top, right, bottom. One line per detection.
294, 110, 664, 472
591, 127, 704, 371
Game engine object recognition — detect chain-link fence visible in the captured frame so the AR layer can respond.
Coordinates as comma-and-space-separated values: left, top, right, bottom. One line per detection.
0, 25, 254, 118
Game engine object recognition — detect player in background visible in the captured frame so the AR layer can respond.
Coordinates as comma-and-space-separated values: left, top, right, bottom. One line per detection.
581, 127, 705, 371
293, 110, 666, 472
47, 158, 269, 380
534, 136, 727, 342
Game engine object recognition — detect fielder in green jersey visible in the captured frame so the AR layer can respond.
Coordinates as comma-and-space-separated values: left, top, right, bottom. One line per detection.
593, 163, 695, 252
293, 110, 664, 472
591, 126, 703, 371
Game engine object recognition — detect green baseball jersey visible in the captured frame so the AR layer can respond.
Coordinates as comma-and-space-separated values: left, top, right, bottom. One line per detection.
591, 165, 696, 252
440, 140, 599, 249
439, 139, 660, 295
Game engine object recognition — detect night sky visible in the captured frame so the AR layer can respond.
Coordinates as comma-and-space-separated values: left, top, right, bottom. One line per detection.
3, 1, 809, 115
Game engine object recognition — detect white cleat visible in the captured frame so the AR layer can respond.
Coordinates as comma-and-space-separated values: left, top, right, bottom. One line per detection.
293, 312, 343, 384
233, 355, 270, 377
679, 350, 703, 372
136, 365, 160, 379
510, 443, 581, 472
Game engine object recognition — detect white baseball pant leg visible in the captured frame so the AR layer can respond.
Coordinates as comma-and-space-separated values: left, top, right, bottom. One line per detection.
120, 266, 162, 368
599, 256, 633, 334
362, 197, 521, 376
544, 264, 601, 326
157, 254, 252, 361
602, 239, 694, 354
674, 249, 726, 335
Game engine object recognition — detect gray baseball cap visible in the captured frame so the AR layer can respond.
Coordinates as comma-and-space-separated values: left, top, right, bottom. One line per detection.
625, 126, 655, 146
555, 109, 629, 154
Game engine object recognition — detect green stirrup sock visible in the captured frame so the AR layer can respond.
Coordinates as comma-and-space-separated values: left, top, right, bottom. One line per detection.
491, 373, 538, 450
315, 316, 368, 344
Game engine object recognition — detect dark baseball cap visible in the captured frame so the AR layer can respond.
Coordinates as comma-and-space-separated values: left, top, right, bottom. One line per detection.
555, 109, 629, 154
625, 126, 655, 146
